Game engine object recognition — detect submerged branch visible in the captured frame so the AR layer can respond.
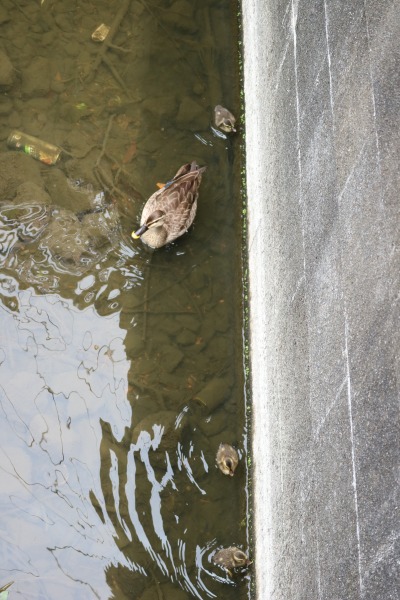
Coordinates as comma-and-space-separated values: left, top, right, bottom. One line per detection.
85, 0, 132, 87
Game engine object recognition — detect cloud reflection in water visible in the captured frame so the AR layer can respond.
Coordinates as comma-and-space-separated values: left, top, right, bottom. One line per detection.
0, 282, 132, 598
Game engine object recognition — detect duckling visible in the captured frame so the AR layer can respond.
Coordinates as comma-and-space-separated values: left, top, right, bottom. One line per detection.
214, 105, 236, 133
216, 443, 239, 476
212, 546, 251, 577
131, 161, 206, 249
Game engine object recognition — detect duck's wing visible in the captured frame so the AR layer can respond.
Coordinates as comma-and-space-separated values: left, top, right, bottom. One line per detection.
162, 183, 198, 240
141, 163, 206, 233
166, 161, 206, 189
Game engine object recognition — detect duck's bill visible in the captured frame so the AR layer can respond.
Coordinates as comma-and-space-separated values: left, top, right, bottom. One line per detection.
131, 225, 148, 239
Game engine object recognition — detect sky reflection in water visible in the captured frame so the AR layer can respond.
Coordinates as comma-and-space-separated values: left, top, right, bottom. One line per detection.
0, 283, 132, 597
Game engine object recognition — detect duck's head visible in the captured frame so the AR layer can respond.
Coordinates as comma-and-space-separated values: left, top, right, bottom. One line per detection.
220, 456, 236, 476
216, 443, 239, 476
232, 549, 251, 568
131, 210, 166, 239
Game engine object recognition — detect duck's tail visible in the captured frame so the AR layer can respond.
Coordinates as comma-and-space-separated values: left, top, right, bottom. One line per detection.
190, 160, 207, 174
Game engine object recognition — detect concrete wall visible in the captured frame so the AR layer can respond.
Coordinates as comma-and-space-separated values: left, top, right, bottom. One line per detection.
242, 1, 399, 598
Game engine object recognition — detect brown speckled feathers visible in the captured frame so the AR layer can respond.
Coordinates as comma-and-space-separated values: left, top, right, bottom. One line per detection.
133, 161, 206, 248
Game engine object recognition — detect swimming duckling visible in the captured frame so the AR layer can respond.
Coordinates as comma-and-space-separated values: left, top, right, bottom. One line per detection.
131, 161, 206, 249
216, 443, 239, 476
212, 546, 251, 577
214, 105, 236, 133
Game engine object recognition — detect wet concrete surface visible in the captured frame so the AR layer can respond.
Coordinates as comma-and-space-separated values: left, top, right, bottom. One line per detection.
243, 0, 399, 598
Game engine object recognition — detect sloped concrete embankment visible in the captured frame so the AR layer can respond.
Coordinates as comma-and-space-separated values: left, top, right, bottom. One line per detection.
243, 1, 399, 598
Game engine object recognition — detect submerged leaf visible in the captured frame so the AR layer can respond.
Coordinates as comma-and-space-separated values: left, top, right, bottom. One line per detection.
0, 581, 13, 599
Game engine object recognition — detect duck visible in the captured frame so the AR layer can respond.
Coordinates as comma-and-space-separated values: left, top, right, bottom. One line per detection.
216, 443, 239, 476
212, 546, 251, 577
131, 161, 206, 248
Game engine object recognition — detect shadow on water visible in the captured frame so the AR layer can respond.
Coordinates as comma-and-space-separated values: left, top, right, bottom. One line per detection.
0, 1, 249, 598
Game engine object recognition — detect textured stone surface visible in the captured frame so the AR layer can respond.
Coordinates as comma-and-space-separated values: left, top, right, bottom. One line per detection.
21, 56, 50, 97
243, 0, 399, 598
0, 49, 15, 88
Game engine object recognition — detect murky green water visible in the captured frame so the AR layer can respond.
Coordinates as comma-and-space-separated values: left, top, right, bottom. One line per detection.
0, 1, 249, 598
